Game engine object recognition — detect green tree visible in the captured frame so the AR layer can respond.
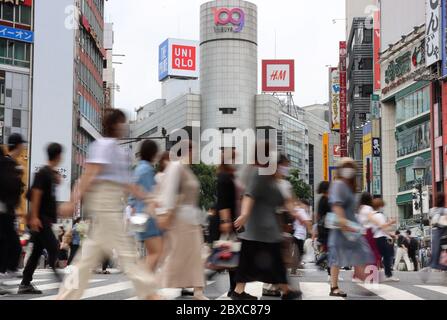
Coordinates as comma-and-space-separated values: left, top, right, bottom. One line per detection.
191, 163, 217, 210
287, 169, 312, 200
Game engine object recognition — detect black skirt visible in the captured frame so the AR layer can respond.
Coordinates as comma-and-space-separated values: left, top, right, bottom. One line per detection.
235, 239, 288, 284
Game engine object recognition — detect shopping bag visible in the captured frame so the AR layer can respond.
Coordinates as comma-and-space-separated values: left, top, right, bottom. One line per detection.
206, 234, 240, 271
325, 212, 364, 241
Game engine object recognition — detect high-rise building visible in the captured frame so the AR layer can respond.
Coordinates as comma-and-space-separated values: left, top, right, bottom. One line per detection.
346, 17, 374, 190
103, 22, 115, 109
31, 0, 106, 202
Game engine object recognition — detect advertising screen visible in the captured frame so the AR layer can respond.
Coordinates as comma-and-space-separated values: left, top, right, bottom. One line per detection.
158, 38, 199, 81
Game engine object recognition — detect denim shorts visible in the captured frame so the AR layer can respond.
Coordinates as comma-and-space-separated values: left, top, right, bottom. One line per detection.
135, 217, 163, 241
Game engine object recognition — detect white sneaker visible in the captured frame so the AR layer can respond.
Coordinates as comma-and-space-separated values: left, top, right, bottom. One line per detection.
383, 276, 400, 282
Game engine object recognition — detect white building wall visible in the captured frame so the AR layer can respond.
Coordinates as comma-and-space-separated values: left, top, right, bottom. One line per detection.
381, 101, 398, 221
380, 0, 425, 53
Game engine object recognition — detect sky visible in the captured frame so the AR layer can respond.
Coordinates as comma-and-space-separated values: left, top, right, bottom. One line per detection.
105, 0, 346, 114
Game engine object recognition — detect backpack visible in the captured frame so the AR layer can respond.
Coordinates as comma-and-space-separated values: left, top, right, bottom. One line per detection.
0, 154, 24, 213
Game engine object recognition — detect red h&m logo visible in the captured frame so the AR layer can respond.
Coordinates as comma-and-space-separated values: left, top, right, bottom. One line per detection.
172, 45, 196, 71
270, 70, 287, 81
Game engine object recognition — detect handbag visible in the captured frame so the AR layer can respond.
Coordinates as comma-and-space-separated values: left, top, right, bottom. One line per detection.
128, 213, 150, 233
325, 212, 365, 241
206, 233, 240, 271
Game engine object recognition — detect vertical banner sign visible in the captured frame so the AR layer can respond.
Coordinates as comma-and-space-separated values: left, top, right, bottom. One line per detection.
442, 0, 447, 77
339, 41, 348, 157
426, 0, 442, 66
329, 68, 340, 131
373, 9, 381, 91
323, 133, 329, 181
371, 94, 381, 119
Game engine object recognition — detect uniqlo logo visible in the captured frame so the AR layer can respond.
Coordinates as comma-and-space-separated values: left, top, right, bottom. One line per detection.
172, 45, 196, 71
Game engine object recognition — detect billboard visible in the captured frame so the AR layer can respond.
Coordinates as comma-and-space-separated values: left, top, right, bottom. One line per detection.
158, 38, 199, 81
0, 25, 34, 43
363, 122, 372, 191
0, 0, 32, 6
373, 8, 381, 91
323, 133, 329, 181
262, 60, 295, 92
339, 41, 348, 157
426, 0, 442, 66
31, 0, 74, 202
329, 67, 340, 131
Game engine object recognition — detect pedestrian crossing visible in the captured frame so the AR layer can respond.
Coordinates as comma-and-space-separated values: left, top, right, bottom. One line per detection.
1, 269, 447, 300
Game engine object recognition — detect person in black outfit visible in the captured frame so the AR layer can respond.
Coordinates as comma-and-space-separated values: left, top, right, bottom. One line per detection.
216, 148, 238, 298
19, 143, 64, 294
0, 134, 26, 280
407, 230, 419, 271
315, 181, 331, 275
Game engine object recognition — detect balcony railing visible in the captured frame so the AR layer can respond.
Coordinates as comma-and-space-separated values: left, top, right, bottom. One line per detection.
397, 141, 430, 158
398, 181, 415, 193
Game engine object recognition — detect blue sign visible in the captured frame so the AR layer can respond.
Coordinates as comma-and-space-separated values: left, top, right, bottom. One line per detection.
0, 25, 33, 44
158, 39, 169, 81
442, 0, 447, 77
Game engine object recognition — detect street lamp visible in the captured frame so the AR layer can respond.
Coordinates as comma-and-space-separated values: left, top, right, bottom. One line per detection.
412, 156, 426, 238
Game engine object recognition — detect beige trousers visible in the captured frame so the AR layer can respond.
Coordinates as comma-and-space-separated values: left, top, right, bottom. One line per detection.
57, 182, 157, 300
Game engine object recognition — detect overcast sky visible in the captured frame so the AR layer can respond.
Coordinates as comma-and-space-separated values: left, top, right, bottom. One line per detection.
105, 0, 346, 114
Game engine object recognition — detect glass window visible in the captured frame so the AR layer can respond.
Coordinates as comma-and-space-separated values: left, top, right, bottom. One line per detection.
12, 109, 21, 127
20, 6, 31, 25
2, 3, 14, 21
363, 28, 373, 44
14, 42, 25, 61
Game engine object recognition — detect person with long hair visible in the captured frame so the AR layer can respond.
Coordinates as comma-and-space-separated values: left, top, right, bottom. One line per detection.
355, 192, 381, 281
315, 181, 332, 279
156, 140, 208, 300
130, 140, 163, 272
67, 217, 82, 265
233, 141, 302, 300
328, 158, 374, 297
57, 109, 158, 300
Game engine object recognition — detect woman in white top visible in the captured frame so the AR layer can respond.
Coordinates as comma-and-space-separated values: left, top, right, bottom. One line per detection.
356, 192, 381, 282
371, 199, 399, 282
57, 109, 159, 300
156, 140, 207, 300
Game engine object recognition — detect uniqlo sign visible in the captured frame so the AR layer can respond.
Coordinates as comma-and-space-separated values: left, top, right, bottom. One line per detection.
262, 60, 295, 92
172, 45, 196, 71
158, 38, 199, 81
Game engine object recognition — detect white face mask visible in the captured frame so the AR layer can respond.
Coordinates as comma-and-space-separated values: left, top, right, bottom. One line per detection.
339, 168, 356, 179
278, 166, 290, 177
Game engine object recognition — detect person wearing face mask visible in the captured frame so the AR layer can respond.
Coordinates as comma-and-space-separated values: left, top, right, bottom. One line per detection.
371, 199, 399, 282
327, 158, 375, 297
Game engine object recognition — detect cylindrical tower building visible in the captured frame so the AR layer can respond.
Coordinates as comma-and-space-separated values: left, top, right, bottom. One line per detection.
200, 0, 258, 131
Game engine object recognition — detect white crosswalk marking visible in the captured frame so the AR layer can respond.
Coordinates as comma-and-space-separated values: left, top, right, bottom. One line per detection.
2, 278, 49, 286
300, 282, 345, 300
30, 280, 126, 300
359, 284, 424, 300
415, 285, 447, 296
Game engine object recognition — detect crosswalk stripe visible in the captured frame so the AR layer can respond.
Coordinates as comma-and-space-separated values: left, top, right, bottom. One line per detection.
2, 278, 49, 286
300, 282, 345, 300
359, 284, 424, 300
415, 285, 447, 296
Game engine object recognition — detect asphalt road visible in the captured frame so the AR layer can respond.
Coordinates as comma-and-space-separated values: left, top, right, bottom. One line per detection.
1, 264, 447, 300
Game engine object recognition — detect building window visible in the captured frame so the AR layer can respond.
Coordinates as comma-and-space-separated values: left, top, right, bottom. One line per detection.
396, 86, 430, 124
2, 3, 14, 21
12, 109, 21, 127
0, 39, 31, 68
0, 71, 5, 105
357, 58, 373, 70
396, 122, 431, 158
363, 28, 373, 44
219, 108, 237, 115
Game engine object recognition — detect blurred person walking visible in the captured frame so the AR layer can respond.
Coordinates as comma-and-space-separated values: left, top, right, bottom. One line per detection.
215, 148, 239, 298
371, 199, 399, 282
19, 143, 64, 294
428, 193, 447, 271
67, 218, 82, 265
315, 182, 332, 278
0, 134, 26, 283
233, 142, 302, 301
355, 192, 381, 281
393, 231, 413, 271
156, 140, 208, 300
56, 109, 158, 300
130, 140, 163, 272
292, 199, 312, 273
327, 158, 374, 297
407, 230, 420, 271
